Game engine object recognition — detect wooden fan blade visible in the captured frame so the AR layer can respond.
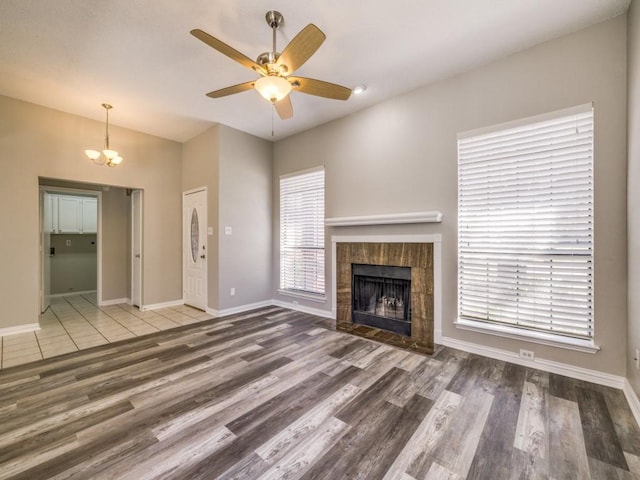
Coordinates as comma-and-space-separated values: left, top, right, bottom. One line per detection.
276, 24, 326, 75
274, 95, 293, 120
206, 81, 255, 98
289, 76, 351, 100
191, 29, 265, 74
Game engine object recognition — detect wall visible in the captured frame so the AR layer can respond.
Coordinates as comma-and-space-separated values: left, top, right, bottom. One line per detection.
0, 96, 183, 330
182, 125, 220, 310
50, 234, 97, 294
628, 0, 640, 396
273, 16, 628, 376
101, 187, 130, 301
218, 125, 272, 311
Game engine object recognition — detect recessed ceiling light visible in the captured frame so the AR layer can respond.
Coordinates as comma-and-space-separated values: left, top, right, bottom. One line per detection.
353, 85, 367, 95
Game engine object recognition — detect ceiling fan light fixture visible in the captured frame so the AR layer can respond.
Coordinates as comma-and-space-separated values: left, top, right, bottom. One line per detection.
255, 76, 292, 103
353, 84, 367, 95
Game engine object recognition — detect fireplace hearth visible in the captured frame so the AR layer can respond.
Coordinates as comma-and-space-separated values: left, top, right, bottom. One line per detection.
352, 264, 411, 336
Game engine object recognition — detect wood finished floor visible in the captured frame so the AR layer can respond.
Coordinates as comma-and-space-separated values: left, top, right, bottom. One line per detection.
0, 307, 639, 479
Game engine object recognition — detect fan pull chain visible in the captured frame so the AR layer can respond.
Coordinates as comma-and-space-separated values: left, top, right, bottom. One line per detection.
271, 104, 275, 137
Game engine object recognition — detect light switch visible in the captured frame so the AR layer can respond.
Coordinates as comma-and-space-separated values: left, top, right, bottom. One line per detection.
66, 240, 71, 246
207, 227, 213, 235
224, 226, 232, 235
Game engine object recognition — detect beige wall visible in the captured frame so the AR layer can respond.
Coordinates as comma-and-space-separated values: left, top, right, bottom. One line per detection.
182, 125, 220, 310
273, 16, 628, 376
218, 125, 273, 310
50, 234, 97, 294
628, 0, 640, 396
101, 187, 130, 301
0, 96, 183, 329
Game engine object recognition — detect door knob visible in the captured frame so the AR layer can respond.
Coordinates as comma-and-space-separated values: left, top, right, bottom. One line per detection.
200, 254, 206, 259
135, 254, 141, 258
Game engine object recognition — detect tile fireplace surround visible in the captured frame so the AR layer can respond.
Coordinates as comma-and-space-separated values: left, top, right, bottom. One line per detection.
335, 241, 435, 354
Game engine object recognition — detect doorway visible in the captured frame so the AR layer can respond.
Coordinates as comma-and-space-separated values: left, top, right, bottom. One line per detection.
183, 188, 207, 310
39, 178, 142, 313
40, 186, 101, 312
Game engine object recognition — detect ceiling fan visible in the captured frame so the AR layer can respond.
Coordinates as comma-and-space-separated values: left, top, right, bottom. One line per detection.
191, 10, 351, 120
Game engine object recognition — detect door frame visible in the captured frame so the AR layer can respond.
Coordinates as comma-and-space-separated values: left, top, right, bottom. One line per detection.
131, 189, 143, 307
39, 186, 103, 308
182, 187, 208, 310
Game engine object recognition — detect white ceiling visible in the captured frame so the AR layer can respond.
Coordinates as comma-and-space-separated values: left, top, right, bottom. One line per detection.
0, 0, 630, 142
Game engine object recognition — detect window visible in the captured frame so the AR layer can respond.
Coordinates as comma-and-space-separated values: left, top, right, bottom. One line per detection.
280, 168, 325, 297
457, 104, 594, 342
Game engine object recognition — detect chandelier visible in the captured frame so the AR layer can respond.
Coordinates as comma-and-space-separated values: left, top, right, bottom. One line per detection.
85, 103, 123, 167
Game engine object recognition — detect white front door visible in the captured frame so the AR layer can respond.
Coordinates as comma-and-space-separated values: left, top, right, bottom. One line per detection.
131, 190, 143, 307
183, 189, 207, 310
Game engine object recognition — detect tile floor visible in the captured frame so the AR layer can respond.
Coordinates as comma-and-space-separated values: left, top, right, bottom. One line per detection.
0, 293, 212, 369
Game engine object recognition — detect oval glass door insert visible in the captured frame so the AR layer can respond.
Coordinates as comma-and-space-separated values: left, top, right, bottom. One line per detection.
190, 208, 199, 263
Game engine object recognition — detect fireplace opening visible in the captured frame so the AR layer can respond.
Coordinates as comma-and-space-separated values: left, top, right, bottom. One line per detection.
352, 264, 411, 336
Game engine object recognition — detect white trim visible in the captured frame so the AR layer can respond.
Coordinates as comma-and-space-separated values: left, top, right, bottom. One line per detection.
439, 335, 625, 389
50, 290, 97, 298
623, 380, 640, 428
454, 319, 600, 354
207, 300, 275, 318
0, 323, 40, 337
458, 102, 593, 140
326, 211, 442, 227
272, 299, 334, 319
99, 297, 130, 307
331, 234, 442, 338
141, 299, 184, 312
277, 289, 327, 303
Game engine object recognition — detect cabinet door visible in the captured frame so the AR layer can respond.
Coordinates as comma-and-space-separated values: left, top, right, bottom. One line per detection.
57, 196, 81, 233
81, 198, 97, 233
45, 193, 58, 233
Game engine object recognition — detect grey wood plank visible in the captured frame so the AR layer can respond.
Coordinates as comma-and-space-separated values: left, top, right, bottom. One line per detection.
467, 362, 526, 480
577, 386, 630, 470
548, 394, 591, 480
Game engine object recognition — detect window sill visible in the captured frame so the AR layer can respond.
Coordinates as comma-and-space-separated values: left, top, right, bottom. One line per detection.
454, 318, 600, 354
278, 289, 327, 303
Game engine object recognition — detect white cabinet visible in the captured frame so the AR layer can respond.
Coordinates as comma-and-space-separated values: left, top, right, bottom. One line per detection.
48, 195, 97, 234
81, 198, 97, 233
57, 196, 81, 233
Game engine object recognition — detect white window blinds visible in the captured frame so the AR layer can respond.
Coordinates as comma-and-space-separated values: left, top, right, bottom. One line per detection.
280, 168, 325, 296
457, 104, 594, 340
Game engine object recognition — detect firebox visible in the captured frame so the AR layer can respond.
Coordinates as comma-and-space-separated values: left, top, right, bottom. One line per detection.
351, 264, 411, 336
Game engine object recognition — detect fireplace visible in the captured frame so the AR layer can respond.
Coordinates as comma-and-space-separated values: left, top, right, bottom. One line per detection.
352, 264, 411, 336
335, 242, 434, 354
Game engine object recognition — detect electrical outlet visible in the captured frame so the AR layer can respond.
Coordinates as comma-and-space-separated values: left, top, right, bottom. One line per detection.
635, 348, 640, 370
519, 349, 534, 361
230, 287, 235, 296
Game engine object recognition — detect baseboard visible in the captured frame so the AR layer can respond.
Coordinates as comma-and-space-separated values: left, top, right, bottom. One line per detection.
271, 299, 334, 319
99, 297, 130, 307
439, 335, 626, 390
140, 299, 184, 312
0, 323, 40, 337
624, 380, 640, 427
50, 290, 96, 298
206, 300, 275, 318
